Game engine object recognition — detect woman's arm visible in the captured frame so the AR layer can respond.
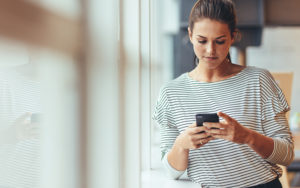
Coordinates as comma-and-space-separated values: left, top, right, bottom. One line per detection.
167, 138, 190, 171
162, 151, 186, 179
205, 111, 294, 165
167, 123, 213, 171
243, 114, 294, 165
260, 112, 294, 166
245, 129, 274, 159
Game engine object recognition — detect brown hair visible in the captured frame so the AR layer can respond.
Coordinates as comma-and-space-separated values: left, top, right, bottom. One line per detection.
189, 0, 238, 62
189, 0, 237, 36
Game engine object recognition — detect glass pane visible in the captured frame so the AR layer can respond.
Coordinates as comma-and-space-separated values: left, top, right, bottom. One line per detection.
0, 39, 43, 188
0, 38, 80, 188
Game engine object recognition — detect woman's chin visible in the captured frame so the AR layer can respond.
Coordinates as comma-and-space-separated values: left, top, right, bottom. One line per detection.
202, 61, 221, 69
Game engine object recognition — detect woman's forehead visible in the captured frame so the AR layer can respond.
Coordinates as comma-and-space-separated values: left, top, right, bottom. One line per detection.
192, 18, 231, 37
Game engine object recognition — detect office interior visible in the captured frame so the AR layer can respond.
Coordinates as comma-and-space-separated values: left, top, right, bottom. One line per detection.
0, 0, 300, 188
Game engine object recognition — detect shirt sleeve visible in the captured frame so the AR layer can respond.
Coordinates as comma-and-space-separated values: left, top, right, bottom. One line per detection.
152, 86, 176, 129
259, 70, 294, 166
152, 86, 178, 158
264, 112, 294, 166
156, 112, 184, 179
162, 151, 185, 179
153, 86, 185, 178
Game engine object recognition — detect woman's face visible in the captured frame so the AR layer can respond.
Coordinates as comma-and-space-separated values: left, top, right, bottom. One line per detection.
188, 18, 234, 69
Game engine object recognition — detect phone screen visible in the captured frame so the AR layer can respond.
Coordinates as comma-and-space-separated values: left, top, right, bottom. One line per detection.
196, 113, 219, 127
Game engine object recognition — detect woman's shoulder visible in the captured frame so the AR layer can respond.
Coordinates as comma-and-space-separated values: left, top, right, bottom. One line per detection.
242, 66, 273, 80
244, 66, 281, 93
158, 73, 188, 96
161, 73, 188, 88
244, 66, 270, 74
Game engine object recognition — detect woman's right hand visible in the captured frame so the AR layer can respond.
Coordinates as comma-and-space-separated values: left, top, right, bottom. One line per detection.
175, 122, 214, 150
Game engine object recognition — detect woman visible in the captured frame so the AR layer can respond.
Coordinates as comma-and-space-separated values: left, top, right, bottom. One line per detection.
153, 0, 294, 187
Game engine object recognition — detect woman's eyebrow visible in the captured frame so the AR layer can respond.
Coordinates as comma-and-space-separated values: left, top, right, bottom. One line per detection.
196, 35, 226, 39
197, 35, 207, 38
216, 35, 226, 39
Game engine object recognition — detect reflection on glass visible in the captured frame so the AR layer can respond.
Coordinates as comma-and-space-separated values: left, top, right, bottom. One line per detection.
0, 45, 42, 188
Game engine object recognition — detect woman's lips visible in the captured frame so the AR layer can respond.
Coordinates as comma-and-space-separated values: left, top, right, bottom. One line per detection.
205, 56, 218, 61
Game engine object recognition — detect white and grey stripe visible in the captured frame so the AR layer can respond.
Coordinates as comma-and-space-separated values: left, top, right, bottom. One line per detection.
153, 66, 294, 188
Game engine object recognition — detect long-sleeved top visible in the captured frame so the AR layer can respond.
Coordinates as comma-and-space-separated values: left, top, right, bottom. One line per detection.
153, 66, 294, 188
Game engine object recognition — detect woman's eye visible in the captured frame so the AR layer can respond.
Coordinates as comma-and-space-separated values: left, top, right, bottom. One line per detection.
216, 40, 225, 44
198, 41, 207, 44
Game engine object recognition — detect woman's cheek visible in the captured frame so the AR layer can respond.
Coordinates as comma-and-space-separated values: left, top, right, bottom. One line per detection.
193, 45, 205, 57
217, 45, 230, 56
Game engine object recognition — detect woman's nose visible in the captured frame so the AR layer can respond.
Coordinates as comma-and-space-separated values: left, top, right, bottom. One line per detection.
206, 42, 216, 55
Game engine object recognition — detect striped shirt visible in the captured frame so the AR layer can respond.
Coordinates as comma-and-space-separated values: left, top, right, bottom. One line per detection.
153, 66, 294, 188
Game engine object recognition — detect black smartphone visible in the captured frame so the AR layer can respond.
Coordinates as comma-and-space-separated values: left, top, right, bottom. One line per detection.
196, 113, 219, 127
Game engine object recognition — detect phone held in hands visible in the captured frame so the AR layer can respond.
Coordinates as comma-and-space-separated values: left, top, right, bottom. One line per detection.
196, 113, 219, 127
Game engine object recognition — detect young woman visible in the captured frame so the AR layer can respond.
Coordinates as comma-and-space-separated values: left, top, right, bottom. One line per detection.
153, 0, 294, 187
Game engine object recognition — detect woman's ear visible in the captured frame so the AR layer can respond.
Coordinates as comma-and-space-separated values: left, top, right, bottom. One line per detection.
230, 31, 236, 45
231, 30, 240, 45
188, 27, 193, 43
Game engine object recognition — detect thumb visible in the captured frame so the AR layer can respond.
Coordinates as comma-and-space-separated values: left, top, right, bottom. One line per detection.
217, 111, 232, 123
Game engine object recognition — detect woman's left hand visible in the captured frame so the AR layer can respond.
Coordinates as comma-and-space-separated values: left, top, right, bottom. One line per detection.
204, 111, 251, 144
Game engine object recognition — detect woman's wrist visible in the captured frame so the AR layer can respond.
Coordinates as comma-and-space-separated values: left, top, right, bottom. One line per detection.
244, 128, 255, 146
243, 128, 274, 159
174, 137, 189, 153
168, 137, 190, 171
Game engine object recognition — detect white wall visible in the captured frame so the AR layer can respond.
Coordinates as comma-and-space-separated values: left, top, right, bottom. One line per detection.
247, 27, 300, 117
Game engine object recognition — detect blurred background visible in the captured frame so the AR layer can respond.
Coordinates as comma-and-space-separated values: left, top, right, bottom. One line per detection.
0, 0, 300, 188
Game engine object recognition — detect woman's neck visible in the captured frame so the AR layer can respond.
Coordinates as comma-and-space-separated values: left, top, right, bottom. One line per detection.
189, 60, 244, 83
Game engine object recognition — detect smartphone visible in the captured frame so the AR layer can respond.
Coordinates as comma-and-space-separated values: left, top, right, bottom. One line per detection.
196, 113, 219, 127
